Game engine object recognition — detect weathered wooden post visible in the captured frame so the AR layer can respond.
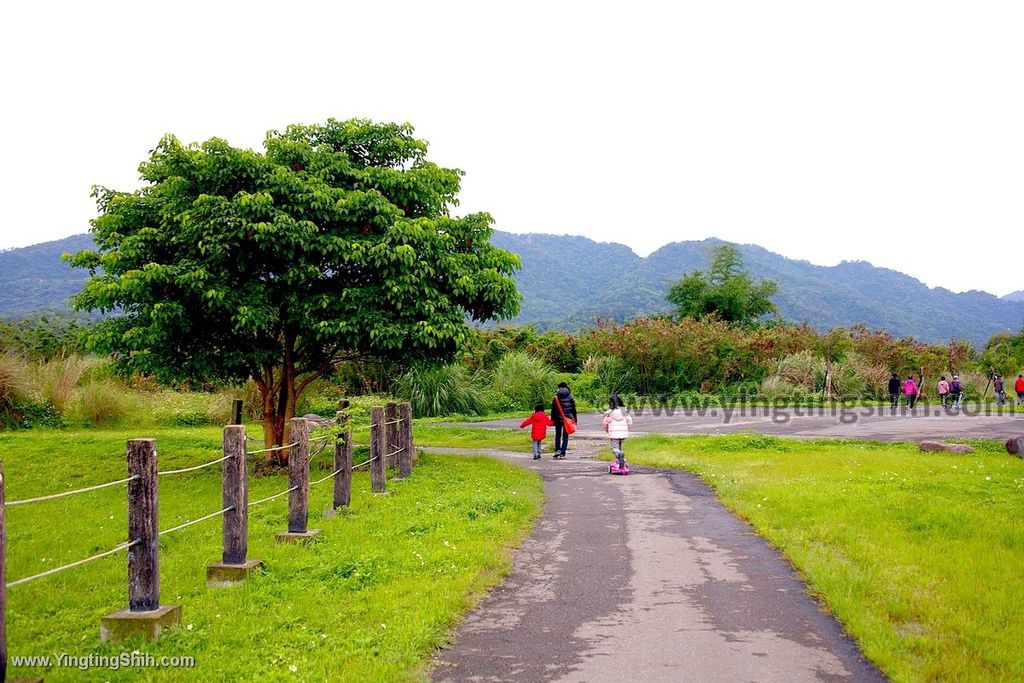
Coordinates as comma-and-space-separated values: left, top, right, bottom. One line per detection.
384, 402, 399, 469
276, 418, 319, 544
398, 402, 414, 478
206, 425, 263, 586
370, 407, 387, 493
101, 439, 180, 641
334, 411, 352, 508
231, 399, 243, 426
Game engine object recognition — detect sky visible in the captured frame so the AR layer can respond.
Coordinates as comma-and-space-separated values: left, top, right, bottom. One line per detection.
1, 1, 1021, 296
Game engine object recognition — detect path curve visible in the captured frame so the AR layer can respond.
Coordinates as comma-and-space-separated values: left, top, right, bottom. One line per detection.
430, 446, 885, 682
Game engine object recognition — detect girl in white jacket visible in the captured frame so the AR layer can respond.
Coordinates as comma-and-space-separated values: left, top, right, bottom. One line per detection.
602, 394, 633, 470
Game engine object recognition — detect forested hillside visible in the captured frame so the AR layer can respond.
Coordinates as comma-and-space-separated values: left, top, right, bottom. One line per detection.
490, 232, 1024, 345
4, 232, 1023, 345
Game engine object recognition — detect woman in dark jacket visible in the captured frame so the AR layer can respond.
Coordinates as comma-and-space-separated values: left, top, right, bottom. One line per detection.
550, 382, 577, 459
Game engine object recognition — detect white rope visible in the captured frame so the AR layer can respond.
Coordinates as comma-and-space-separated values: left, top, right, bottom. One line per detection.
310, 467, 345, 487
158, 453, 233, 476
352, 456, 377, 470
248, 485, 299, 508
384, 448, 404, 459
6, 475, 139, 507
246, 441, 298, 455
159, 506, 234, 537
8, 539, 140, 588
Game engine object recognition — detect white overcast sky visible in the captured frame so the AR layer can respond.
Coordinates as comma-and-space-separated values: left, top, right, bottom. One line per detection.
1, 1, 1021, 295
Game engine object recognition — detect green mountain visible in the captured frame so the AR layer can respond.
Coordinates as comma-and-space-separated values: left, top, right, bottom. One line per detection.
3, 232, 1022, 345
490, 231, 1024, 345
0, 234, 94, 319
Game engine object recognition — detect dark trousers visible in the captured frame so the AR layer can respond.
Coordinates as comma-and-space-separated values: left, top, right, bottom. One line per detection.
889, 392, 899, 409
554, 422, 570, 454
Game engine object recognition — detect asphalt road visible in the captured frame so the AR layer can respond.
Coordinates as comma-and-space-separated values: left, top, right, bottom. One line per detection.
431, 447, 885, 682
461, 405, 1024, 442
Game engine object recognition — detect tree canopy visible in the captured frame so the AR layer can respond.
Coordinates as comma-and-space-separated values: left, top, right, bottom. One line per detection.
666, 244, 778, 325
66, 118, 520, 449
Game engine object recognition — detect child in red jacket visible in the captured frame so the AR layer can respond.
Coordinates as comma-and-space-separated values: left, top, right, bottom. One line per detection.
520, 403, 555, 460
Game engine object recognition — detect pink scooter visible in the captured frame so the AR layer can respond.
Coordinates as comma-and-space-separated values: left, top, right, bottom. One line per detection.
608, 460, 630, 475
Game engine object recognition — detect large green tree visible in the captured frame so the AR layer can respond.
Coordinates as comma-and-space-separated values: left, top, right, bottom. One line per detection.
666, 244, 778, 325
67, 119, 520, 451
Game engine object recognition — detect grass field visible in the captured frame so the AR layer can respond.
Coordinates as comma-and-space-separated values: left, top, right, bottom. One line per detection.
0, 427, 542, 682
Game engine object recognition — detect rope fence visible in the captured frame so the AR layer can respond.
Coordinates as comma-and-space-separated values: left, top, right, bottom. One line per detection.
248, 485, 299, 508
245, 442, 298, 456
0, 399, 416, 663
6, 475, 138, 507
8, 540, 140, 588
159, 453, 234, 477
159, 506, 234, 537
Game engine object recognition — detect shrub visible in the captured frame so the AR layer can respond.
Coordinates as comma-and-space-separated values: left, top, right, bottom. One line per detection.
489, 352, 557, 412
773, 351, 819, 390
0, 353, 28, 413
33, 353, 95, 414
73, 380, 130, 426
758, 375, 817, 403
396, 364, 493, 417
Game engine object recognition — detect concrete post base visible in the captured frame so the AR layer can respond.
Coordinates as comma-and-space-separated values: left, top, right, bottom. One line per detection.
274, 529, 321, 545
205, 559, 264, 587
100, 604, 181, 642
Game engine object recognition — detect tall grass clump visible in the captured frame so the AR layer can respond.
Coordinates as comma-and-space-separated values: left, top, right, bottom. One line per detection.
397, 364, 493, 417
33, 354, 94, 414
0, 353, 28, 412
489, 352, 557, 412
73, 380, 130, 426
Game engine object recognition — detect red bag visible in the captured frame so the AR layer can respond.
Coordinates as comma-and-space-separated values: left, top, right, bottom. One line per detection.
554, 395, 577, 434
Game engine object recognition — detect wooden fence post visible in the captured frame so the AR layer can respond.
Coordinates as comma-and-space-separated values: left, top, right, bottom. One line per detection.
100, 439, 180, 641
398, 402, 413, 479
384, 402, 399, 469
277, 418, 319, 543
128, 439, 159, 611
334, 411, 352, 509
370, 407, 387, 493
207, 425, 262, 585
231, 399, 243, 426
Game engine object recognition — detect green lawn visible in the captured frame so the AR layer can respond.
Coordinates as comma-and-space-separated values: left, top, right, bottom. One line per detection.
412, 425, 527, 451
0, 427, 542, 682
620, 434, 1024, 682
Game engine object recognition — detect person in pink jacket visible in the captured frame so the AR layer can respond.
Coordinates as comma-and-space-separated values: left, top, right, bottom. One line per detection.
903, 376, 919, 409
602, 394, 633, 470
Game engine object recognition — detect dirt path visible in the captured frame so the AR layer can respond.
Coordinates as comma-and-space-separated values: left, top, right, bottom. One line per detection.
430, 446, 885, 682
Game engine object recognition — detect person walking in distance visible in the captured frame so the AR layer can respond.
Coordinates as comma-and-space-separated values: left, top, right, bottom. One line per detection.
993, 373, 1006, 406
949, 374, 965, 411
937, 375, 950, 407
520, 403, 554, 460
903, 375, 919, 409
1016, 374, 1024, 405
603, 394, 633, 472
888, 373, 901, 412
551, 382, 577, 459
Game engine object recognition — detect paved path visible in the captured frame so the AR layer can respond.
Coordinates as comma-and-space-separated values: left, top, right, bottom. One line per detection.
431, 446, 885, 682
459, 405, 1024, 442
